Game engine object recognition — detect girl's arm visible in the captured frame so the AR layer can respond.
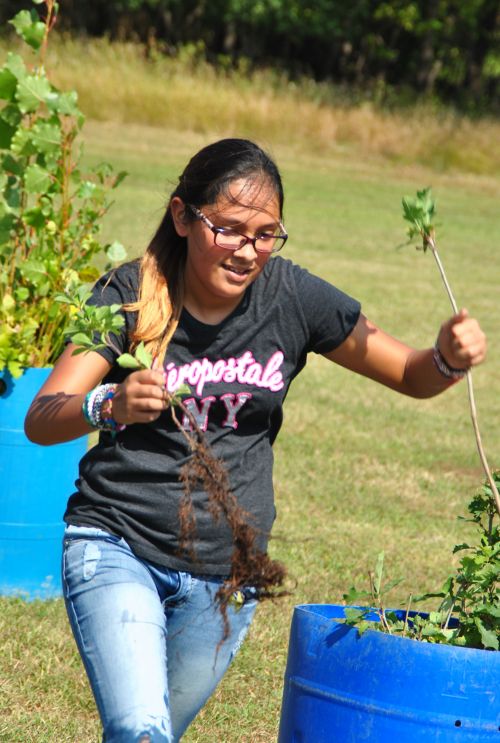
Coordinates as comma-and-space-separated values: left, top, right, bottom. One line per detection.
324, 310, 486, 398
24, 344, 169, 445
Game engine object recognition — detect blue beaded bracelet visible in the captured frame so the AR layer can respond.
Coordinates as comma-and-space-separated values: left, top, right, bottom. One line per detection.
82, 384, 126, 433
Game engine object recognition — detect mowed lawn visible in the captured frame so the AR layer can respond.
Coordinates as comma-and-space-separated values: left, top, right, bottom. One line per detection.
1, 120, 499, 742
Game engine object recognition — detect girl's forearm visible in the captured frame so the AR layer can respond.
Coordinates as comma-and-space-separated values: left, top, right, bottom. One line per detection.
25, 392, 94, 445
402, 348, 461, 399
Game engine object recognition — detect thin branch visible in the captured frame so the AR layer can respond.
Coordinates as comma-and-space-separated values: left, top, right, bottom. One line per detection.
426, 234, 500, 518
403, 593, 412, 636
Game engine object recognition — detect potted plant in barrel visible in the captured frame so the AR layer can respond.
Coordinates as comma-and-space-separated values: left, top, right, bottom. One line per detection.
278, 190, 499, 743
0, 1, 126, 598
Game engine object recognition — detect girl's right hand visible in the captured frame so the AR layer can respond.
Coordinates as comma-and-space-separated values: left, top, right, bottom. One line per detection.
112, 369, 170, 425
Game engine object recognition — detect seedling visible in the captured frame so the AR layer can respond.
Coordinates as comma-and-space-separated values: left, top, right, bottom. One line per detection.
343, 190, 500, 649
402, 187, 500, 518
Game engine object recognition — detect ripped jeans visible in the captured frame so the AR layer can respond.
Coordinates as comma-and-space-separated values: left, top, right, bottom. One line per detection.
62, 525, 258, 743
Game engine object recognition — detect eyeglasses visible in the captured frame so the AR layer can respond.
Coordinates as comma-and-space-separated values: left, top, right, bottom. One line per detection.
187, 205, 288, 254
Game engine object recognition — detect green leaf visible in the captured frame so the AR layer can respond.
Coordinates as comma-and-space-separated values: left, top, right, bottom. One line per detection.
117, 353, 142, 370
21, 20, 46, 51
14, 287, 30, 301
453, 543, 470, 553
0, 103, 22, 128
19, 259, 47, 284
10, 10, 46, 51
174, 383, 191, 397
77, 181, 98, 199
54, 292, 74, 304
2, 153, 23, 176
79, 266, 101, 283
16, 74, 52, 113
2, 293, 15, 311
112, 170, 128, 189
70, 346, 95, 356
481, 603, 500, 619
10, 126, 36, 157
75, 286, 93, 303
342, 586, 371, 605
24, 164, 52, 193
374, 551, 385, 595
70, 332, 94, 348
93, 161, 114, 181
170, 383, 192, 406
353, 621, 372, 637
0, 119, 15, 149
7, 360, 24, 378
428, 611, 446, 624
135, 342, 153, 369
46, 89, 81, 117
420, 624, 443, 638
106, 240, 127, 263
474, 618, 499, 650
0, 213, 15, 245
5, 53, 26, 82
384, 612, 405, 631
0, 67, 17, 101
344, 607, 368, 624
31, 120, 61, 154
23, 206, 46, 229
414, 590, 445, 602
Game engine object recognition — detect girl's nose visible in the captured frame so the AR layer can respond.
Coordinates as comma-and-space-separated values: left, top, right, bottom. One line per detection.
232, 240, 258, 259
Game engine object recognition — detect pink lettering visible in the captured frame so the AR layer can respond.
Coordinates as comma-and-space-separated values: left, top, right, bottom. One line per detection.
241, 362, 264, 386
220, 392, 252, 429
223, 358, 238, 384
260, 351, 285, 391
165, 362, 180, 392
164, 349, 285, 396
211, 359, 226, 383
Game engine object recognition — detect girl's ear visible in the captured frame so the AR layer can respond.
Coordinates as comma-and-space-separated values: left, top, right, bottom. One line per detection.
170, 197, 190, 237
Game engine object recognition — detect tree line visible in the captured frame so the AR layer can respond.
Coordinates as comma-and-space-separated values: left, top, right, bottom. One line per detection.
2, 1, 499, 112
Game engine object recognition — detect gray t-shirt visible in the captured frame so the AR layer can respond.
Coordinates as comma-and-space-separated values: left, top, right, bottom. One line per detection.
64, 257, 361, 575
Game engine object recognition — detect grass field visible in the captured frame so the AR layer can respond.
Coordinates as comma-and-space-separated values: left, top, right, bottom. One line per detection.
1, 88, 500, 740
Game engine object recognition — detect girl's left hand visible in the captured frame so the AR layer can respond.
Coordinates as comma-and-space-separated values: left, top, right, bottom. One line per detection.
436, 308, 487, 370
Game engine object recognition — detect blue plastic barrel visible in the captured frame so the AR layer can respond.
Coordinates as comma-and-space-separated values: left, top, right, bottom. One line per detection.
0, 369, 87, 599
278, 604, 500, 742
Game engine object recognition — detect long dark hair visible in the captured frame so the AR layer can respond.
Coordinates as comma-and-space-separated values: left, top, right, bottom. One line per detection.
125, 139, 284, 359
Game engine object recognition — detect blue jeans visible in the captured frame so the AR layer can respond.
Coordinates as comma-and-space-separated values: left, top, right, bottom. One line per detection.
62, 526, 258, 742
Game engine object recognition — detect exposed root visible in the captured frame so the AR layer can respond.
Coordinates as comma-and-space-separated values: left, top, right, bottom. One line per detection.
171, 402, 288, 641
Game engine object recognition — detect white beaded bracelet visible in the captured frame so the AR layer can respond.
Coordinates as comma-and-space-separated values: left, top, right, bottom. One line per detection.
82, 384, 125, 432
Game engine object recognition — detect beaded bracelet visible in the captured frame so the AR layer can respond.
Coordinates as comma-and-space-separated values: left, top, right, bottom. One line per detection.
82, 384, 126, 433
100, 387, 127, 433
432, 344, 467, 380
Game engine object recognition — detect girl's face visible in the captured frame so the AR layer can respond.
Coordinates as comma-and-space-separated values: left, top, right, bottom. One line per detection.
173, 178, 282, 322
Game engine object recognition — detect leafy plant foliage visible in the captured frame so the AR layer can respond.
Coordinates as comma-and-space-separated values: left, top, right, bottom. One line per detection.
402, 186, 436, 250
0, 0, 126, 378
344, 473, 499, 650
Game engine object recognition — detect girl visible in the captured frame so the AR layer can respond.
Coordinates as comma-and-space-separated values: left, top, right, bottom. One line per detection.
25, 139, 486, 743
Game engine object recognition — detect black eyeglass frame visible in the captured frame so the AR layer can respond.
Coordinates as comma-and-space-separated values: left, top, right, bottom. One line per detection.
187, 205, 288, 254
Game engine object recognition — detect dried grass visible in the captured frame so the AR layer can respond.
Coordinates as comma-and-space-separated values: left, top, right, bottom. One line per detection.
2, 35, 498, 175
